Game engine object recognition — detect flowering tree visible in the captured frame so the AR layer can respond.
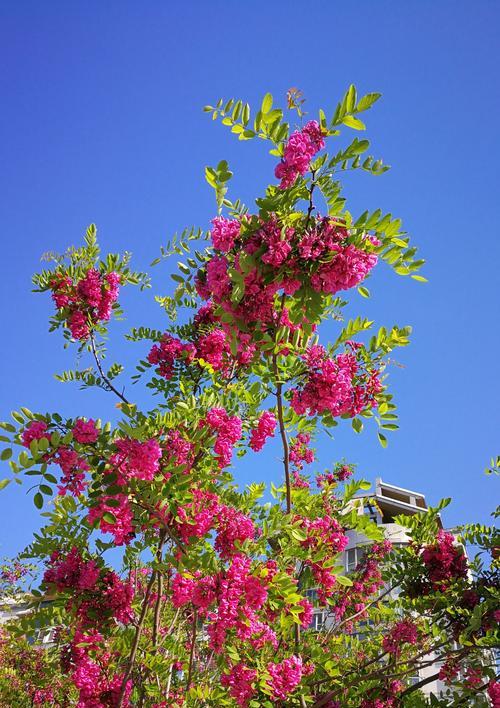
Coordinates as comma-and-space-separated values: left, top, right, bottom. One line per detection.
0, 86, 498, 708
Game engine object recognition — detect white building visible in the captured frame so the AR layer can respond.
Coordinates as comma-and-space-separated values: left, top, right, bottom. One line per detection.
308, 478, 449, 699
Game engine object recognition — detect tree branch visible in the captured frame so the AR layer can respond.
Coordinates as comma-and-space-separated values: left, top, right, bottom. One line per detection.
89, 331, 129, 404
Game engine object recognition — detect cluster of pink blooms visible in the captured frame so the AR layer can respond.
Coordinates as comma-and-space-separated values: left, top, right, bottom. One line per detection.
317, 462, 354, 487
203, 407, 242, 468
197, 214, 378, 349
55, 445, 90, 496
291, 343, 381, 419
421, 531, 468, 590
221, 663, 257, 707
299, 513, 349, 602
21, 420, 51, 448
88, 493, 134, 546
360, 680, 403, 708
43, 547, 134, 627
21, 419, 100, 497
249, 411, 277, 451
211, 216, 241, 252
215, 505, 257, 558
50, 268, 120, 340
111, 437, 162, 483
464, 665, 484, 688
266, 655, 311, 700
289, 433, 315, 471
72, 418, 100, 444
439, 656, 460, 684
175, 488, 220, 543
331, 540, 393, 624
147, 334, 196, 379
0, 560, 29, 585
65, 629, 132, 708
162, 428, 195, 477
172, 554, 275, 655
174, 487, 256, 557
275, 120, 325, 188
382, 619, 419, 656
488, 681, 500, 707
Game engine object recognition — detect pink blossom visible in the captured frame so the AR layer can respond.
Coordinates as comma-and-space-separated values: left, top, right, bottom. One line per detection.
87, 494, 134, 545
275, 121, 325, 188
221, 664, 257, 707
421, 531, 468, 589
266, 655, 304, 700
204, 407, 242, 468
249, 411, 277, 452
215, 505, 256, 558
211, 216, 240, 252
382, 620, 418, 655
148, 334, 196, 379
72, 419, 99, 444
112, 437, 162, 482
21, 420, 50, 448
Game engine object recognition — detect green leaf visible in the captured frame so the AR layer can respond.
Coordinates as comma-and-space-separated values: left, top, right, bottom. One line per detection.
357, 92, 382, 112
357, 286, 370, 298
0, 478, 11, 490
34, 492, 43, 509
343, 115, 366, 131
335, 574, 353, 586
261, 93, 273, 114
1, 448, 12, 460
378, 432, 388, 448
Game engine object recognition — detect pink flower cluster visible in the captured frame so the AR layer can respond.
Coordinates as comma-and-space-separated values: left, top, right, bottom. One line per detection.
87, 493, 134, 546
215, 505, 256, 558
275, 120, 325, 189
421, 531, 468, 589
317, 462, 354, 487
211, 216, 241, 252
291, 344, 381, 419
299, 514, 349, 601
488, 681, 500, 708
172, 554, 274, 655
203, 407, 242, 468
43, 547, 100, 593
174, 487, 255, 557
382, 619, 418, 655
249, 411, 277, 451
56, 446, 89, 496
331, 540, 392, 624
147, 334, 195, 379
162, 429, 194, 477
289, 433, 315, 471
72, 418, 99, 444
195, 214, 378, 348
50, 269, 120, 340
67, 630, 132, 708
21, 420, 50, 448
360, 680, 403, 708
221, 663, 257, 707
43, 548, 134, 628
266, 655, 307, 700
111, 437, 162, 483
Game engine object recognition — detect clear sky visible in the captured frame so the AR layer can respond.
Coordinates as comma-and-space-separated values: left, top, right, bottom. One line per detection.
1, 1, 499, 560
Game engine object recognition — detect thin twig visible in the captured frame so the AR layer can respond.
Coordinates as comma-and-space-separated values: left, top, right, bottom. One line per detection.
186, 609, 198, 690
89, 331, 129, 404
272, 353, 292, 514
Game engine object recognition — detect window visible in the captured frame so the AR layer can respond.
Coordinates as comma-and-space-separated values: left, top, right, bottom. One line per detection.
345, 547, 365, 573
310, 611, 325, 631
304, 588, 319, 605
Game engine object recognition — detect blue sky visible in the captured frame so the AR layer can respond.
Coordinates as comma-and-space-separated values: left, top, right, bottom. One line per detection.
1, 1, 499, 560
